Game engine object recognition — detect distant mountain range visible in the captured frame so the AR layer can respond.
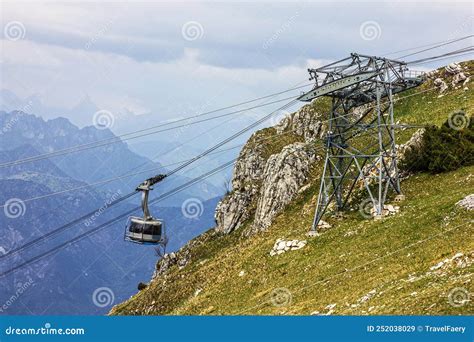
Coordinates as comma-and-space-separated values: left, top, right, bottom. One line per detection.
0, 110, 222, 205
0, 88, 267, 179
0, 109, 224, 315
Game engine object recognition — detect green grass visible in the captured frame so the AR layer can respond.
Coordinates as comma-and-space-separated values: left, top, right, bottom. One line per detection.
110, 61, 474, 316
111, 166, 473, 315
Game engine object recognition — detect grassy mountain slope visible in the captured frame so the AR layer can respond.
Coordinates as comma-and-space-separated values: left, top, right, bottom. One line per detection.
111, 61, 473, 316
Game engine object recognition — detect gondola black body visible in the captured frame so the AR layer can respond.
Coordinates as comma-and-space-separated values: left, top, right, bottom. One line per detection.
125, 175, 167, 245
125, 216, 165, 244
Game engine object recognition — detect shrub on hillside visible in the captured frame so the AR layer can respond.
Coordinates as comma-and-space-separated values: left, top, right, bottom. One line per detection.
401, 112, 473, 173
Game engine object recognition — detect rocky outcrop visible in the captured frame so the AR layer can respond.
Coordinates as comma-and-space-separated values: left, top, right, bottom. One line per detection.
214, 191, 254, 234
352, 128, 425, 191
285, 105, 325, 142
215, 104, 323, 235
427, 62, 471, 96
152, 231, 215, 279
252, 143, 318, 232
445, 62, 470, 88
275, 115, 291, 134
398, 128, 425, 160
152, 251, 190, 279
232, 135, 267, 189
397, 128, 426, 177
214, 133, 267, 234
215, 141, 319, 235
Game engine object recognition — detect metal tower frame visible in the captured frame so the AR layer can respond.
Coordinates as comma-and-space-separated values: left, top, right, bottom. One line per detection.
298, 53, 424, 233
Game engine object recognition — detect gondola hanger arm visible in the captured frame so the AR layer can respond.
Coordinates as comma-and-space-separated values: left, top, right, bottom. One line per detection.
136, 174, 167, 191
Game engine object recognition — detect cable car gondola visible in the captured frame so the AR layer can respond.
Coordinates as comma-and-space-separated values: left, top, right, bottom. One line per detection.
125, 174, 167, 246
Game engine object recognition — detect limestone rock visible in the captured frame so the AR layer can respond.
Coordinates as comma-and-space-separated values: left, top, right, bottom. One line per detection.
369, 204, 400, 217
232, 135, 267, 190
428, 251, 473, 276
269, 238, 307, 256
456, 194, 474, 211
355, 128, 425, 189
452, 72, 469, 87
397, 128, 426, 177
445, 63, 462, 74
445, 62, 470, 87
214, 103, 324, 236
214, 136, 266, 234
275, 115, 291, 134
252, 143, 317, 232
291, 105, 325, 142
358, 289, 377, 303
434, 78, 448, 94
153, 252, 178, 279
432, 62, 471, 94
298, 183, 311, 194
317, 220, 331, 231
152, 232, 217, 279
214, 191, 253, 234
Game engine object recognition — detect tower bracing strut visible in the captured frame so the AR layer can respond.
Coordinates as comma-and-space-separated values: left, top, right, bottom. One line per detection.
298, 53, 425, 233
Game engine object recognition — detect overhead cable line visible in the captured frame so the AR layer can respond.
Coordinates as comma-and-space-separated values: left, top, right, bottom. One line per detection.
0, 99, 300, 260
382, 34, 474, 58
0, 86, 311, 169
0, 158, 238, 278
406, 46, 474, 65
3, 43, 470, 271
2, 139, 332, 276
397, 34, 473, 59
0, 85, 439, 209
0, 144, 243, 207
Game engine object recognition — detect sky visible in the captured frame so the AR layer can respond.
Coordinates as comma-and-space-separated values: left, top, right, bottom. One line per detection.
0, 0, 473, 130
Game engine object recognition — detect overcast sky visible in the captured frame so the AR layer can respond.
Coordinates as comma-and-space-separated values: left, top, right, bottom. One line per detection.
1, 1, 473, 127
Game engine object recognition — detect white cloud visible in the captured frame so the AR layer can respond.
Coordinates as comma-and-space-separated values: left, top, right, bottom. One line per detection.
1, 1, 472, 126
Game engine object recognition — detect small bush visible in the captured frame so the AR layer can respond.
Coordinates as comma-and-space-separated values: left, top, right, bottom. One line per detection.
137, 282, 148, 291
401, 112, 473, 173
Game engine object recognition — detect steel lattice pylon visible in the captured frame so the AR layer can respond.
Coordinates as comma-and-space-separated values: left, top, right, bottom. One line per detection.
298, 53, 424, 233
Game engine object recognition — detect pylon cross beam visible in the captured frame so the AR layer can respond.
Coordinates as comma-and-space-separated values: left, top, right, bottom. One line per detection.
298, 53, 424, 232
